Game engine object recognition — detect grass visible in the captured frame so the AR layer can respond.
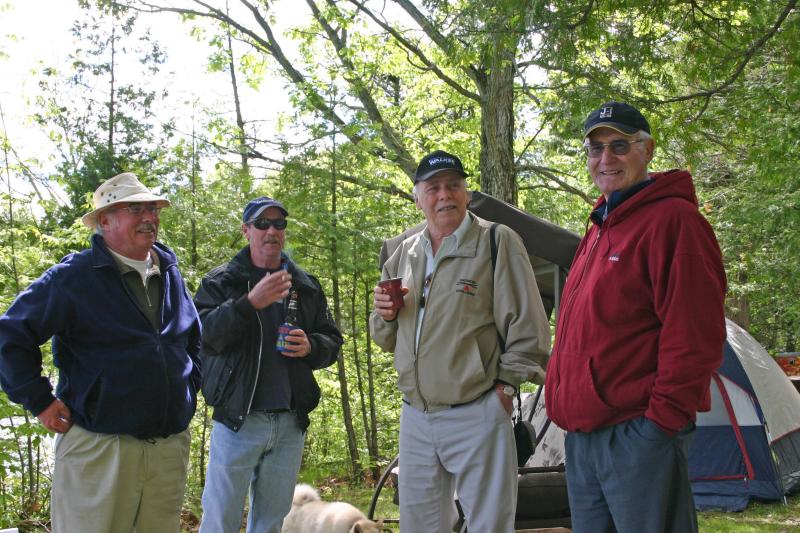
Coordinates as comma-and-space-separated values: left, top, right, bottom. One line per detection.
177, 479, 800, 532
697, 492, 800, 532
326, 482, 800, 533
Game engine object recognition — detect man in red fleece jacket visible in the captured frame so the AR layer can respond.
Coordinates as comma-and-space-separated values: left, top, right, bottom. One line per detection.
545, 101, 727, 533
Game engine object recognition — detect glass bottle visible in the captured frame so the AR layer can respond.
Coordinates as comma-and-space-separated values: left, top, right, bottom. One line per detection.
277, 288, 299, 352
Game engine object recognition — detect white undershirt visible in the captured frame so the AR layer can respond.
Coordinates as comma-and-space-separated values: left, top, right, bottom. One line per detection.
415, 213, 471, 348
108, 249, 158, 286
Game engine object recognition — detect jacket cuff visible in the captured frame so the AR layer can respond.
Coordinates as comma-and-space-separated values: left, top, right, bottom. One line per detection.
234, 294, 257, 317
496, 370, 521, 389
28, 393, 57, 417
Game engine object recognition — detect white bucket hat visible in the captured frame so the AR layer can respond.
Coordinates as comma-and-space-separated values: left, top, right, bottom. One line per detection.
81, 172, 170, 228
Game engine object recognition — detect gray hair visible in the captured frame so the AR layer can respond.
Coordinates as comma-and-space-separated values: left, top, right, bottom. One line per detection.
94, 208, 114, 235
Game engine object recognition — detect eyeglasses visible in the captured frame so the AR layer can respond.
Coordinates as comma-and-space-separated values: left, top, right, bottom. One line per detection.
116, 204, 162, 216
250, 218, 288, 230
584, 139, 644, 159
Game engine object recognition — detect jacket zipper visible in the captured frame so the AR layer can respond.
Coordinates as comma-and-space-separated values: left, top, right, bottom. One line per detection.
116, 262, 167, 433
551, 228, 602, 424
414, 270, 433, 412
245, 280, 264, 416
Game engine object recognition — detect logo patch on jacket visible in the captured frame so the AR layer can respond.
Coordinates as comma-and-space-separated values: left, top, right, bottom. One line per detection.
456, 278, 478, 296
609, 253, 620, 262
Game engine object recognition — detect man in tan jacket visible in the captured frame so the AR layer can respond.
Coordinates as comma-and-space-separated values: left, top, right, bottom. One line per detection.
370, 150, 551, 532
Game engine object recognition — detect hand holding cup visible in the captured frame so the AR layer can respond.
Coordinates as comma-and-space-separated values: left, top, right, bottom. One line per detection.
374, 278, 407, 321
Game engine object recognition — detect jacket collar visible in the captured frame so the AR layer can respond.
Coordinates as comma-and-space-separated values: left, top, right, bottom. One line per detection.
226, 245, 316, 291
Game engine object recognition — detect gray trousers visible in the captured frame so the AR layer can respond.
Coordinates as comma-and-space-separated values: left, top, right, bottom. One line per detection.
399, 390, 517, 533
565, 416, 697, 533
52, 424, 190, 533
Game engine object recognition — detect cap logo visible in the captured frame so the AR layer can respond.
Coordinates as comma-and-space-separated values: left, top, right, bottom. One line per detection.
427, 156, 456, 166
599, 106, 614, 119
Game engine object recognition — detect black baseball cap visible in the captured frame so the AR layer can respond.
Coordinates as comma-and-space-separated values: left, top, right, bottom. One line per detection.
242, 196, 289, 222
583, 101, 651, 138
413, 150, 469, 183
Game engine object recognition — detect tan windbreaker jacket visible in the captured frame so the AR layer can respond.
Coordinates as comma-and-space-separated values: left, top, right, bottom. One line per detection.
370, 213, 551, 412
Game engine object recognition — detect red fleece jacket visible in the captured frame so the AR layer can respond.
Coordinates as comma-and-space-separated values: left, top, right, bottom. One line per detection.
545, 169, 727, 435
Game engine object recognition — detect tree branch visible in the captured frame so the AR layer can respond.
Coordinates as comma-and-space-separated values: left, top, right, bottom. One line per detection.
517, 163, 594, 205
652, 0, 797, 104
346, 0, 480, 101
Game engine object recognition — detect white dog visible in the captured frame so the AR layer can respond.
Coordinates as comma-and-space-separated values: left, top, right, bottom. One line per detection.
281, 483, 382, 533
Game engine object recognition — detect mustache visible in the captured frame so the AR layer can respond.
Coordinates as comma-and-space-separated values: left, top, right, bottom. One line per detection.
137, 223, 157, 233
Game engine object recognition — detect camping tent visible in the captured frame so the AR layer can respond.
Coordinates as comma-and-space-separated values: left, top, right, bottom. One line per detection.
690, 319, 800, 511
522, 319, 800, 512
378, 190, 581, 318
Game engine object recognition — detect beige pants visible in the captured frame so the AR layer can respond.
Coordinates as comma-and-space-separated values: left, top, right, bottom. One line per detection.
52, 424, 191, 533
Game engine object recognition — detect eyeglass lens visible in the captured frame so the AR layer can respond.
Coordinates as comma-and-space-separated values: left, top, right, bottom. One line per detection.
123, 204, 161, 216
252, 218, 288, 230
585, 140, 638, 159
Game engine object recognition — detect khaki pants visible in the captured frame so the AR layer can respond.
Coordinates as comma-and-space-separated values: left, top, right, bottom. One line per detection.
52, 424, 190, 533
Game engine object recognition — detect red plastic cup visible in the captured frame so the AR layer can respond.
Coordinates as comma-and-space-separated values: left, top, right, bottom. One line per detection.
378, 277, 404, 311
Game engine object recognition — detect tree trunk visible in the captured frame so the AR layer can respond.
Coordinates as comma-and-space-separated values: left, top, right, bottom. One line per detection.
329, 129, 361, 478
364, 279, 380, 481
478, 47, 517, 204
107, 20, 116, 158
225, 17, 249, 174
728, 270, 750, 330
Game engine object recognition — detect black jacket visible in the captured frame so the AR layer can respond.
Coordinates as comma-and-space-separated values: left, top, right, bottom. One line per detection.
194, 247, 342, 431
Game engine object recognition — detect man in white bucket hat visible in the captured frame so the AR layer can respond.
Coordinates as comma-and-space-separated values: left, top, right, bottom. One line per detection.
0, 172, 201, 533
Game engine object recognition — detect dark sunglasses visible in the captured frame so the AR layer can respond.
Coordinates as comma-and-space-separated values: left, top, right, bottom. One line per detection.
250, 218, 288, 230
584, 139, 644, 159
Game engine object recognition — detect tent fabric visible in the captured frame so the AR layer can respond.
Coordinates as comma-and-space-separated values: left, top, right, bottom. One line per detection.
690, 319, 800, 511
521, 319, 800, 512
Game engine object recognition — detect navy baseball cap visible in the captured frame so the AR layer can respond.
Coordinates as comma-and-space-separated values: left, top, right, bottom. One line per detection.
583, 101, 651, 138
413, 150, 469, 183
242, 196, 289, 222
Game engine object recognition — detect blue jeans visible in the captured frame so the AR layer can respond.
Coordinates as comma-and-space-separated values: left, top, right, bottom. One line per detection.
565, 416, 697, 533
199, 411, 305, 533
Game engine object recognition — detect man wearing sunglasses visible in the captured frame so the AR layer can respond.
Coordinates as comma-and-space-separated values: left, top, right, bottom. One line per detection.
545, 102, 727, 532
0, 173, 201, 532
194, 196, 342, 533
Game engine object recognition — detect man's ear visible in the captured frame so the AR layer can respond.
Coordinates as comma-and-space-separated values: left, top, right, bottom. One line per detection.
644, 138, 656, 163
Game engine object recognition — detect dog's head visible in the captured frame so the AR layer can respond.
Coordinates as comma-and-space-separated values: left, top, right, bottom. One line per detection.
292, 483, 321, 506
350, 518, 382, 533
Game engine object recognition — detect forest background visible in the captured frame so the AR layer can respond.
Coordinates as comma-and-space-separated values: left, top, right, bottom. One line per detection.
0, 0, 798, 529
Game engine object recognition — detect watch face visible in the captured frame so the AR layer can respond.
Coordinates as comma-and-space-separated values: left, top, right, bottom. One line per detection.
502, 385, 516, 397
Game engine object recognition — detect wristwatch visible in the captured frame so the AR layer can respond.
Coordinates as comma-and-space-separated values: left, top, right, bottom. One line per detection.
500, 384, 516, 397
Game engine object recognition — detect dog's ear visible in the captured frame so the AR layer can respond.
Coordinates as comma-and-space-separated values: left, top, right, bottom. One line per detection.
350, 519, 380, 533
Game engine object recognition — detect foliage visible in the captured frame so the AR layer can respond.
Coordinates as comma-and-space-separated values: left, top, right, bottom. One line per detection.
0, 0, 799, 529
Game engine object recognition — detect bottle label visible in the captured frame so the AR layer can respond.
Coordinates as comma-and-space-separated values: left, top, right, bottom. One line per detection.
277, 323, 293, 352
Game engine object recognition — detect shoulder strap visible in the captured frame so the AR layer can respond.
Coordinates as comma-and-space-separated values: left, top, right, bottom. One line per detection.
491, 222, 525, 420
490, 223, 499, 275
489, 223, 504, 351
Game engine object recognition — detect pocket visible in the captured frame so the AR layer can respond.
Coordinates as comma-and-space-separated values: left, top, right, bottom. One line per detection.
551, 353, 617, 430
201, 355, 234, 406
634, 416, 670, 442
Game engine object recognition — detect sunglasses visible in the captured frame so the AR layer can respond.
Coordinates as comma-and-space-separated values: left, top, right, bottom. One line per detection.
250, 218, 288, 230
584, 139, 644, 159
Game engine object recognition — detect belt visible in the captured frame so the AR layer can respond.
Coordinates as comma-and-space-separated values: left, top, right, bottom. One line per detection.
402, 386, 496, 410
